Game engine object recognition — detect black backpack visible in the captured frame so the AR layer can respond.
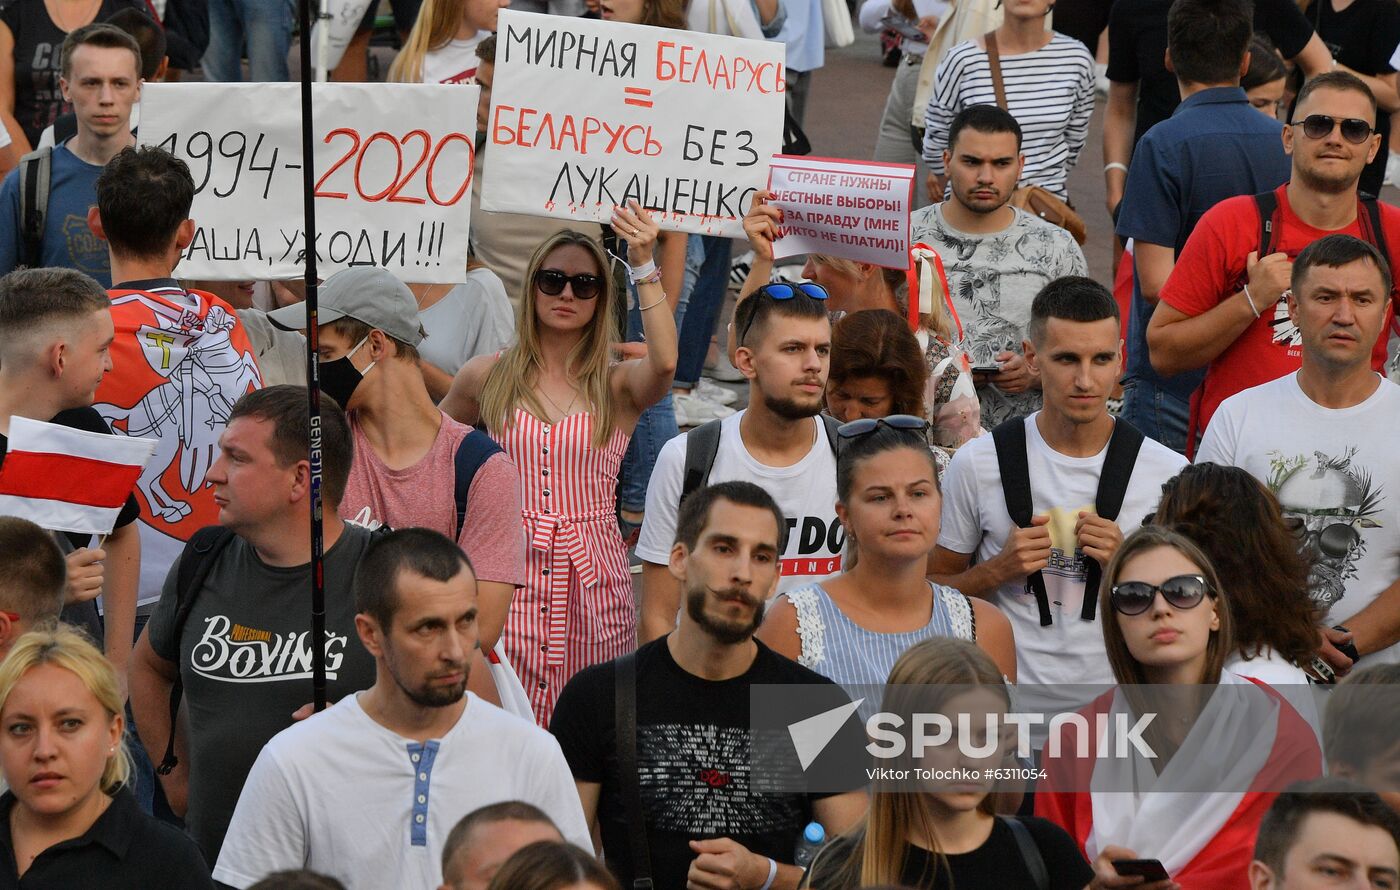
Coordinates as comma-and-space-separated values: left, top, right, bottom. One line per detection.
990, 417, 1144, 627
680, 415, 840, 508
154, 429, 503, 774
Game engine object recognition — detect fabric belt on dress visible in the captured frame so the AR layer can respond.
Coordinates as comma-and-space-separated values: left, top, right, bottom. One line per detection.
524, 508, 615, 667
524, 508, 614, 589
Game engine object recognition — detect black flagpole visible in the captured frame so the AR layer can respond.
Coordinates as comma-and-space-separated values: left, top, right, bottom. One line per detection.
297, 0, 328, 713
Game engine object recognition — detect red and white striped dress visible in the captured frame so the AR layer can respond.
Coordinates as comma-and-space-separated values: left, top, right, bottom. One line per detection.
493, 407, 634, 725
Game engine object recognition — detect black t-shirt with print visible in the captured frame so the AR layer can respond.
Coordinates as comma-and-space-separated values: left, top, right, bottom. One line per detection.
0, 0, 142, 145
550, 637, 864, 890
0, 406, 142, 638
144, 523, 378, 866
1313, 0, 1400, 196
809, 816, 1094, 890
1108, 0, 1314, 147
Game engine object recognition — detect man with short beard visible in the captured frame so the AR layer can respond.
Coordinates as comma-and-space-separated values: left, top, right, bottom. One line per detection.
552, 482, 868, 890
1148, 70, 1400, 451
909, 104, 1087, 429
637, 284, 841, 642
211, 528, 589, 890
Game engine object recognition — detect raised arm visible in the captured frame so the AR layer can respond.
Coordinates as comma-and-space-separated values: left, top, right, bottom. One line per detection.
612, 200, 677, 417
727, 190, 781, 368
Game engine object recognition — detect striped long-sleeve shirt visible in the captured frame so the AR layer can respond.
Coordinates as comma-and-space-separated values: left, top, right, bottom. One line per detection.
922, 33, 1095, 200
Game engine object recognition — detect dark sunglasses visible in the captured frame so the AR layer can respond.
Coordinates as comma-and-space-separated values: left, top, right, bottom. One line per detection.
1110, 574, 1210, 616
836, 414, 929, 441
1291, 114, 1375, 144
737, 282, 830, 346
535, 269, 603, 300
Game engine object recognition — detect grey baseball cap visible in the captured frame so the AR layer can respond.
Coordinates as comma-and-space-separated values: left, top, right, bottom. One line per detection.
267, 266, 426, 346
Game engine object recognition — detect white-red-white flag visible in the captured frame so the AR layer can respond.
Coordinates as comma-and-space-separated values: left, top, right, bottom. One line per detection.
0, 417, 157, 536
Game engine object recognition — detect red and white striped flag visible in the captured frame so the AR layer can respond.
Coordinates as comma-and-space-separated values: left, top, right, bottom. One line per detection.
0, 417, 157, 536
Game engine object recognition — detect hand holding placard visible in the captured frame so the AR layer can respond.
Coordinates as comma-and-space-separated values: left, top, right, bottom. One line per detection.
767, 156, 917, 268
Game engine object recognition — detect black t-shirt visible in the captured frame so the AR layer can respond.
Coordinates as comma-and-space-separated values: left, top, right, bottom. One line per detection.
1313, 0, 1400, 196
0, 789, 213, 889
1108, 0, 1315, 146
809, 816, 1094, 890
550, 637, 862, 890
144, 523, 379, 866
0, 407, 142, 638
0, 0, 142, 145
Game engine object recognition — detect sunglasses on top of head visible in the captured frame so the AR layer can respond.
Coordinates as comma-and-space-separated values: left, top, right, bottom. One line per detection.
737, 282, 830, 345
836, 414, 929, 440
836, 414, 929, 455
1109, 574, 1211, 616
535, 269, 603, 300
1291, 114, 1375, 144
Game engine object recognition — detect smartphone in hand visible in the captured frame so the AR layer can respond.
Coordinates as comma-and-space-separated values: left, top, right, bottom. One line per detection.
1112, 859, 1171, 881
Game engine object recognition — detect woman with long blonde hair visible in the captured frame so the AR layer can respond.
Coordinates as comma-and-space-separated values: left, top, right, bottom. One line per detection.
805, 638, 1091, 889
0, 627, 212, 887
389, 0, 507, 83
450, 202, 676, 725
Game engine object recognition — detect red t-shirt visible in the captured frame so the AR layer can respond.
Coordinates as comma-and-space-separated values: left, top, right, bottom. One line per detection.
1158, 185, 1398, 436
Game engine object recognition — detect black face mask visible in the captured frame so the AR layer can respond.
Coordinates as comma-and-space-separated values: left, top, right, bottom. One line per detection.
319, 336, 375, 408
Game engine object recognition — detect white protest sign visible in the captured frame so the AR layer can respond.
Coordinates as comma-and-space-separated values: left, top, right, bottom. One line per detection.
138, 82, 478, 282
482, 9, 785, 238
768, 155, 916, 268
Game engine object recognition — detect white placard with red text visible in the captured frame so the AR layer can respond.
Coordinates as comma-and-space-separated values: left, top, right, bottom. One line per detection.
481, 10, 786, 238
767, 155, 916, 268
139, 82, 477, 282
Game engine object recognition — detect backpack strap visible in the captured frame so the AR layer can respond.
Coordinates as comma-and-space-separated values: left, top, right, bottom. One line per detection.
680, 418, 725, 510
1082, 419, 1145, 621
1001, 816, 1049, 890
984, 31, 1009, 111
1359, 197, 1391, 275
615, 651, 654, 889
820, 414, 840, 459
991, 418, 1051, 627
18, 146, 53, 270
157, 525, 237, 776
452, 428, 505, 540
1253, 189, 1280, 259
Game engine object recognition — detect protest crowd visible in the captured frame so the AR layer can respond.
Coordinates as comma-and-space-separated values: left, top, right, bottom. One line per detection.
4, 0, 1400, 884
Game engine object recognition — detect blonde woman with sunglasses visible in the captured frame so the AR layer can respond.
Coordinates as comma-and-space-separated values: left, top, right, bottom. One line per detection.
447, 203, 676, 726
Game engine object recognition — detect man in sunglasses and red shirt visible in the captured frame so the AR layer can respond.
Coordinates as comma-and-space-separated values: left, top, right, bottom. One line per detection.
1147, 71, 1400, 455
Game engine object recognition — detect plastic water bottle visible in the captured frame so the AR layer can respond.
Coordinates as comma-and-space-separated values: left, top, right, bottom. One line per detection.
794, 821, 826, 869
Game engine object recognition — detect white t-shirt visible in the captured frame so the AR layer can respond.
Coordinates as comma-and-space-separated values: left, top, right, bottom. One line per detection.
938, 414, 1187, 720
421, 33, 488, 84
211, 692, 591, 890
417, 268, 515, 378
636, 411, 843, 595
1198, 373, 1400, 664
